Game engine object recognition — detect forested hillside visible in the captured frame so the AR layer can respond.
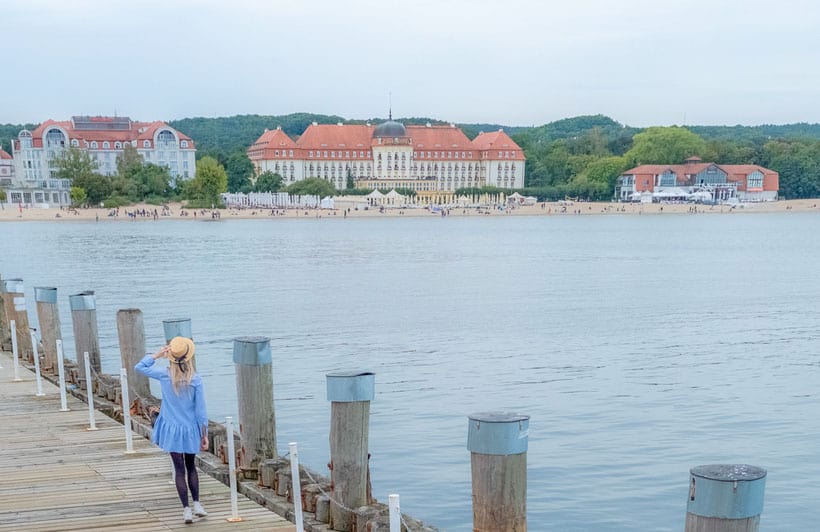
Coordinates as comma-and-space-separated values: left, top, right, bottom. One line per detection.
3, 114, 820, 199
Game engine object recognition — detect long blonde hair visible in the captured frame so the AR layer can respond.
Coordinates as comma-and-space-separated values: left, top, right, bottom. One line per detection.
169, 358, 194, 394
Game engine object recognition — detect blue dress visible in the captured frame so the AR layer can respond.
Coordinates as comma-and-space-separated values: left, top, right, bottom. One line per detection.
135, 355, 208, 454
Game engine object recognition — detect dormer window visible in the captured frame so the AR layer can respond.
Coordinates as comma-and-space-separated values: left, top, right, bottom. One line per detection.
143, 140, 150, 148
71, 139, 79, 147
91, 141, 98, 149
114, 142, 122, 149
181, 140, 189, 148
103, 141, 110, 149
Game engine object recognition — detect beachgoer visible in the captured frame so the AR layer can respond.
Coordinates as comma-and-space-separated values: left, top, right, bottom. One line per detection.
135, 337, 208, 524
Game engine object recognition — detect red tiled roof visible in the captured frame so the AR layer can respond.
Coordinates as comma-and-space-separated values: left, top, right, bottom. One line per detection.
297, 124, 375, 149
471, 130, 525, 159
27, 118, 193, 148
0, 149, 11, 160
407, 125, 472, 150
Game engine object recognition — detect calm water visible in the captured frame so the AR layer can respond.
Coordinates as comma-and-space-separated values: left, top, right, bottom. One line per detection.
2, 213, 819, 530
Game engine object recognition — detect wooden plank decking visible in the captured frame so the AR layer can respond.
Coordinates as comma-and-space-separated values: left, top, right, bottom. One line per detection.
0, 352, 295, 531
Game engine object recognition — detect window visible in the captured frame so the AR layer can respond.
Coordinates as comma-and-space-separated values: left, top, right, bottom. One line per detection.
181, 140, 189, 148
103, 141, 110, 149
91, 141, 98, 149
143, 140, 150, 148
275, 151, 279, 157
659, 171, 676, 187
71, 139, 79, 147
114, 142, 122, 149
747, 171, 764, 189
309, 151, 314, 158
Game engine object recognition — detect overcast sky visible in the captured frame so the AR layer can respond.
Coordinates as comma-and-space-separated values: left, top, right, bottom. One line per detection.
3, 0, 818, 127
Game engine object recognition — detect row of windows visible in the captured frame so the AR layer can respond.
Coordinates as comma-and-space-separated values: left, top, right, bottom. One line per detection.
263, 150, 518, 160
70, 139, 191, 149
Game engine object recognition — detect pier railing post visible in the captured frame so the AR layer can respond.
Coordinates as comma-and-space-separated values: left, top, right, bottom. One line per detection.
30, 330, 45, 396
116, 309, 151, 403
69, 291, 100, 390
326, 371, 375, 532
232, 336, 277, 473
3, 278, 33, 362
685, 464, 767, 532
467, 412, 529, 532
0, 273, 9, 350
11, 319, 22, 382
34, 287, 61, 373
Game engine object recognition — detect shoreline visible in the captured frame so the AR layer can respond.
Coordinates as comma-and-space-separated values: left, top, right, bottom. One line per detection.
1, 198, 818, 222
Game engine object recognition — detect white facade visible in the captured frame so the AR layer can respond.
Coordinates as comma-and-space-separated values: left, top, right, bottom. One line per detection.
12, 117, 197, 195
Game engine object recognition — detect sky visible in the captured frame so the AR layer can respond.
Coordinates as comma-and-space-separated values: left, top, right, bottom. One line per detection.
3, 0, 819, 127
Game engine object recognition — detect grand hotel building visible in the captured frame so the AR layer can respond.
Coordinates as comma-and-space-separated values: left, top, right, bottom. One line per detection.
6, 116, 195, 207
247, 118, 526, 196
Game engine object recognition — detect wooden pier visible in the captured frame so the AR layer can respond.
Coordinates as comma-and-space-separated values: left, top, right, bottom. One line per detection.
0, 352, 295, 531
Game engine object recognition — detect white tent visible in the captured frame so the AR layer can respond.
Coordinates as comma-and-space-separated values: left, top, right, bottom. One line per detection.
366, 190, 385, 199
320, 196, 335, 209
653, 187, 689, 198
385, 189, 405, 205
687, 190, 713, 202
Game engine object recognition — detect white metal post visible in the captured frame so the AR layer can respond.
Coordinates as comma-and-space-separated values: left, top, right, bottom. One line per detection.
225, 416, 242, 522
83, 352, 97, 430
289, 442, 305, 532
389, 493, 401, 532
30, 330, 44, 396
119, 368, 135, 453
11, 319, 21, 381
56, 339, 69, 411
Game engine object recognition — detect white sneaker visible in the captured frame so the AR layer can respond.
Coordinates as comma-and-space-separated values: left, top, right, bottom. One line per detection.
183, 506, 193, 524
193, 501, 207, 517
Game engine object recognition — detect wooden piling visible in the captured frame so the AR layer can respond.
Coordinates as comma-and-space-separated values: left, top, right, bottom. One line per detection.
468, 412, 529, 532
685, 464, 766, 532
2, 278, 33, 362
69, 291, 100, 390
233, 336, 277, 473
163, 318, 194, 370
162, 317, 192, 341
116, 309, 151, 403
0, 273, 9, 349
34, 287, 61, 373
326, 371, 375, 532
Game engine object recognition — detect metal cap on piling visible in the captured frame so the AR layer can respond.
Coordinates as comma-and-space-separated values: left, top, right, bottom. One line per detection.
326, 371, 375, 402
34, 287, 58, 303
687, 464, 767, 520
232, 336, 272, 365
2, 278, 24, 294
468, 412, 530, 455
162, 318, 192, 342
69, 291, 96, 310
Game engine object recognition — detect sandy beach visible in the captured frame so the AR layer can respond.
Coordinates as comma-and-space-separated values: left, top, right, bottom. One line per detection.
1, 198, 819, 222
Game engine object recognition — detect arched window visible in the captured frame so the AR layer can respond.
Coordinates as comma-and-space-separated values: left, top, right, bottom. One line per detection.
114, 141, 122, 149
71, 139, 79, 147
45, 129, 67, 148
157, 130, 176, 148
91, 141, 98, 149
103, 141, 110, 149
143, 140, 150, 148
181, 140, 189, 148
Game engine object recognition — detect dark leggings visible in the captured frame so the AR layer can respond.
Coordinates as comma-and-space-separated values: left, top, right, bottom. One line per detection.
170, 452, 199, 507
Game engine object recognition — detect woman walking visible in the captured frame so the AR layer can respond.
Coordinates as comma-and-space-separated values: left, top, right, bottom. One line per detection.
136, 336, 209, 523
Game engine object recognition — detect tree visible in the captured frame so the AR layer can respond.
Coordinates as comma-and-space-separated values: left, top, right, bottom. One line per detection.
254, 171, 282, 192
346, 169, 355, 190
72, 174, 112, 205
579, 156, 629, 190
116, 144, 143, 177
625, 127, 707, 165
70, 186, 87, 206
286, 177, 336, 197
226, 151, 254, 192
55, 147, 98, 183
188, 156, 228, 206
135, 164, 172, 198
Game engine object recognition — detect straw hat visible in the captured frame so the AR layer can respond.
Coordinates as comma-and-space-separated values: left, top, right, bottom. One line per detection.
168, 336, 195, 364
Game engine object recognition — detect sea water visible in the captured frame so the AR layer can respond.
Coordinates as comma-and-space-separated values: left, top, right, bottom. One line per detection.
2, 213, 819, 530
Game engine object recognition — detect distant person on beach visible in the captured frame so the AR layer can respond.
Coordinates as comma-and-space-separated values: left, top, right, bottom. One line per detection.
136, 337, 208, 524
